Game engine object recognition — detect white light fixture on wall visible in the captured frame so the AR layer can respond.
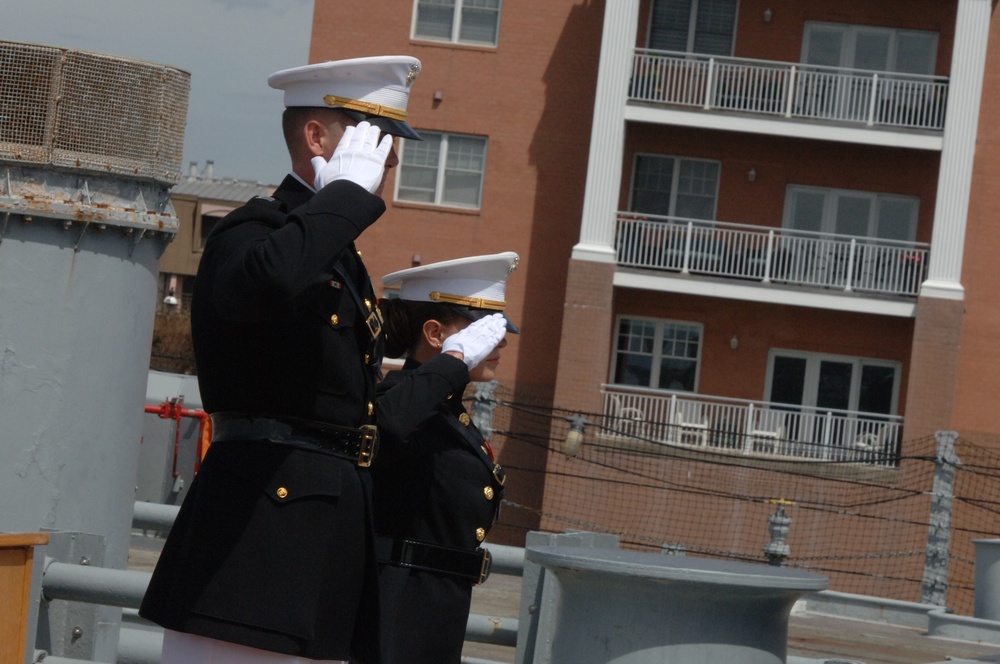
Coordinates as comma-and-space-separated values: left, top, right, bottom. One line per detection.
563, 413, 588, 457
730, 335, 739, 350
764, 8, 773, 22
748, 168, 757, 182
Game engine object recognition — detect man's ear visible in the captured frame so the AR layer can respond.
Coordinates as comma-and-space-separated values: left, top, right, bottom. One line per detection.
422, 319, 448, 350
303, 119, 328, 157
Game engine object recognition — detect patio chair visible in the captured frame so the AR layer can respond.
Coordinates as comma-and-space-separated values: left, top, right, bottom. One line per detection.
750, 422, 786, 455
853, 425, 893, 463
607, 394, 647, 439
674, 406, 710, 447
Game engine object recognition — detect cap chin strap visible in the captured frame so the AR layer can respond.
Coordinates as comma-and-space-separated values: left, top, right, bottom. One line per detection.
429, 291, 505, 311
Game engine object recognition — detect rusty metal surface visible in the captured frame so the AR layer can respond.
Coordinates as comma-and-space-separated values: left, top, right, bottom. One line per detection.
0, 164, 178, 233
0, 40, 190, 184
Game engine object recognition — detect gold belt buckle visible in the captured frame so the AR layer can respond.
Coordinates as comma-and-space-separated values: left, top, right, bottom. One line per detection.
477, 547, 492, 585
493, 462, 505, 486
358, 424, 378, 467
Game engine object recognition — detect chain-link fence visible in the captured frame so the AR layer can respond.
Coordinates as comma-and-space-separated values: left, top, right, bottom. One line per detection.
477, 383, 1000, 616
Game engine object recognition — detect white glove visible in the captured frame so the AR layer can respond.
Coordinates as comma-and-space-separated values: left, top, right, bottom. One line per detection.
311, 121, 393, 193
442, 313, 508, 370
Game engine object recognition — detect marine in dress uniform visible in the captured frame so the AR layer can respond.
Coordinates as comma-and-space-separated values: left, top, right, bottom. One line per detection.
371, 253, 520, 663
138, 56, 423, 664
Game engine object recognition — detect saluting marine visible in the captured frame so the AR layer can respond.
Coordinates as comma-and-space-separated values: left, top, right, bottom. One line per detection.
372, 252, 519, 663
139, 55, 422, 664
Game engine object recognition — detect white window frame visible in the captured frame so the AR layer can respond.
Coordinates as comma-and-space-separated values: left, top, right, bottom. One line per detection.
782, 185, 919, 242
628, 153, 721, 220
610, 315, 704, 393
647, 0, 739, 56
764, 349, 901, 416
411, 0, 503, 47
395, 131, 488, 210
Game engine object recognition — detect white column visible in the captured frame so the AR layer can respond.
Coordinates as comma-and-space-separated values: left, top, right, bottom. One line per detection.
922, 0, 992, 299
573, 0, 640, 263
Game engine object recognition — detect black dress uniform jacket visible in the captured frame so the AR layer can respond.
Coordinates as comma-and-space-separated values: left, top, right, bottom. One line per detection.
372, 355, 506, 664
139, 175, 385, 663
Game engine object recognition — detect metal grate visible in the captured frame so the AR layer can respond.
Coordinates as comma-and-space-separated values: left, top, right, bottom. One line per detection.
0, 40, 190, 184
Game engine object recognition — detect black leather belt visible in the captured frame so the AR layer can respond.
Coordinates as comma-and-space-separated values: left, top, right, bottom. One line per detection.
376, 537, 492, 585
210, 412, 378, 467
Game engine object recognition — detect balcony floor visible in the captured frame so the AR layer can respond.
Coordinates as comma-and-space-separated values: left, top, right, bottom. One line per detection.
614, 265, 918, 317
625, 103, 944, 152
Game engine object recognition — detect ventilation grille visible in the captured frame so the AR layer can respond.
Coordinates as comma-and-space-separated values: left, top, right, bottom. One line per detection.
0, 40, 190, 184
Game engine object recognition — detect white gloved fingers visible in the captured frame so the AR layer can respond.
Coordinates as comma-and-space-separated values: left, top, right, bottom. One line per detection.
336, 123, 358, 153
362, 122, 382, 151
374, 133, 393, 162
333, 121, 368, 154
480, 313, 508, 347
314, 120, 389, 193
441, 313, 508, 369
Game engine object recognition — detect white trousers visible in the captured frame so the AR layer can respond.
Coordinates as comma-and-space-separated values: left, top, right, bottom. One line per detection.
162, 629, 348, 664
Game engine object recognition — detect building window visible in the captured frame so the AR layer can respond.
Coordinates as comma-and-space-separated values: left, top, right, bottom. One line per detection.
612, 317, 702, 392
397, 131, 487, 209
195, 204, 235, 250
630, 154, 720, 219
784, 186, 918, 242
803, 22, 938, 75
199, 214, 224, 249
413, 0, 501, 46
648, 0, 737, 56
766, 350, 899, 416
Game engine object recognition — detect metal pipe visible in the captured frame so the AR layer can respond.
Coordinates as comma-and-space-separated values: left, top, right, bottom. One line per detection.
132, 502, 180, 533
464, 614, 519, 647
485, 542, 524, 577
42, 559, 150, 610
117, 626, 163, 664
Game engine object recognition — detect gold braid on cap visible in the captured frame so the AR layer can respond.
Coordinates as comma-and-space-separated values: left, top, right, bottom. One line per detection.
323, 95, 408, 121
429, 291, 506, 311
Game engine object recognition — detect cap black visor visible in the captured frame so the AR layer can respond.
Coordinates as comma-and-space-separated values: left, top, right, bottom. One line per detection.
340, 108, 422, 141
450, 305, 520, 334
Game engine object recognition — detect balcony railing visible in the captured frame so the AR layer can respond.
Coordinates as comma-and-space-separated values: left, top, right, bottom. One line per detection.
601, 385, 902, 467
616, 213, 929, 297
631, 49, 949, 131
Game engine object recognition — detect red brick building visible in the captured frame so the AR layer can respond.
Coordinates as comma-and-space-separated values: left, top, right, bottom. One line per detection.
309, 0, 1000, 466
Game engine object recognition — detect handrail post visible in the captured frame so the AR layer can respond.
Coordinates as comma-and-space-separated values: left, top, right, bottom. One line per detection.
681, 222, 694, 274
704, 57, 715, 109
867, 73, 880, 126
822, 411, 834, 460
844, 238, 856, 292
743, 403, 755, 454
784, 66, 796, 117
762, 230, 775, 283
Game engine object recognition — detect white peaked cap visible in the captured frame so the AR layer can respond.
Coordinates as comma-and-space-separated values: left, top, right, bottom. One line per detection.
383, 251, 519, 307
382, 252, 521, 331
268, 55, 422, 139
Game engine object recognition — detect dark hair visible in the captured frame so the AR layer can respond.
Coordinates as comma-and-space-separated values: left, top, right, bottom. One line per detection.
379, 298, 463, 359
280, 107, 351, 158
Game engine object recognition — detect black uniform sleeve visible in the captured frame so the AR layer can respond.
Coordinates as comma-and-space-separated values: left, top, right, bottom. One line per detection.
376, 354, 470, 446
208, 180, 385, 322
